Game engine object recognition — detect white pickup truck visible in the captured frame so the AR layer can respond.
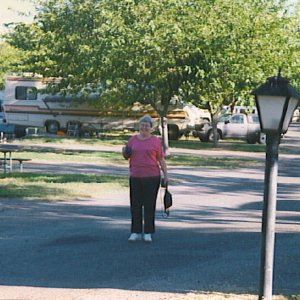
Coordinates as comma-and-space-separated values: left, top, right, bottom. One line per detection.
195, 113, 264, 144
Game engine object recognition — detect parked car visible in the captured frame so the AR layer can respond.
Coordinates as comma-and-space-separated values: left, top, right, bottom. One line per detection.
194, 113, 264, 144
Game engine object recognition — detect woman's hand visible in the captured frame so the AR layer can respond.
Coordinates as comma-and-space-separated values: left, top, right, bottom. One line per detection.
158, 158, 168, 186
161, 177, 168, 188
122, 145, 132, 160
162, 176, 168, 187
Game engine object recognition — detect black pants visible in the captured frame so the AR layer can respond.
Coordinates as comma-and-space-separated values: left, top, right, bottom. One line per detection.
129, 176, 160, 234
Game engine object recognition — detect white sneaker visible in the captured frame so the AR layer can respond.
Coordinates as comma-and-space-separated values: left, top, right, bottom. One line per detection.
143, 234, 152, 243
128, 233, 142, 242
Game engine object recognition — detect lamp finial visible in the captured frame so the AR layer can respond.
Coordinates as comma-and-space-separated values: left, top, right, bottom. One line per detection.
277, 67, 282, 80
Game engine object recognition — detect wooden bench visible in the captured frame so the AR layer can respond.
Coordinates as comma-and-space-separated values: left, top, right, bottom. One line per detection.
0, 158, 32, 172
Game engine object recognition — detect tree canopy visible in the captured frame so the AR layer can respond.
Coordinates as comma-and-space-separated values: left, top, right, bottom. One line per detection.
0, 42, 26, 89
181, 0, 300, 116
4, 0, 300, 116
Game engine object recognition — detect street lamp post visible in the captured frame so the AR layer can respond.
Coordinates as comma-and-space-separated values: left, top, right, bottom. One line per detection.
252, 70, 300, 300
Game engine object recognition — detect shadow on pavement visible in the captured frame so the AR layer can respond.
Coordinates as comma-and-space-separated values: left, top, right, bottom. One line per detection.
0, 198, 299, 296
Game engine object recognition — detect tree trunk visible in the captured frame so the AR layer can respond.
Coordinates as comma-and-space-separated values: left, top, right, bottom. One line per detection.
160, 116, 170, 156
208, 106, 219, 147
212, 120, 219, 147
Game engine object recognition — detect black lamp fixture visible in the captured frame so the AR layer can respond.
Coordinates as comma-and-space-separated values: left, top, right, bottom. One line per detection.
252, 68, 300, 134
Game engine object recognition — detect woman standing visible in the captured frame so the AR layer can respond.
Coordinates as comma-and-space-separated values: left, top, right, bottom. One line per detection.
123, 116, 168, 243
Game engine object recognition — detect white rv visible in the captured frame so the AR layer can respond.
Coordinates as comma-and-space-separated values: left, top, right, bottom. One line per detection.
2, 75, 209, 139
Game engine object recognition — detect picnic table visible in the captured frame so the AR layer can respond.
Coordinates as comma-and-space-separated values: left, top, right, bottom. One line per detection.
0, 145, 31, 176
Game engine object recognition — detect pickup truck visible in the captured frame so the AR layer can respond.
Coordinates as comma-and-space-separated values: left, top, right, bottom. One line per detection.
194, 113, 264, 144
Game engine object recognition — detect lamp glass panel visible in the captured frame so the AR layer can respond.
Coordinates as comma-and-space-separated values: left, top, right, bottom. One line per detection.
282, 97, 299, 133
257, 95, 286, 131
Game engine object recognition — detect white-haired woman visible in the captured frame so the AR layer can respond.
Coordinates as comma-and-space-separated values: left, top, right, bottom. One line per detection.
122, 116, 168, 243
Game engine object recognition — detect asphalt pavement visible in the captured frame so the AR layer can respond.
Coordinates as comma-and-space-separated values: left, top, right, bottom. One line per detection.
0, 124, 299, 299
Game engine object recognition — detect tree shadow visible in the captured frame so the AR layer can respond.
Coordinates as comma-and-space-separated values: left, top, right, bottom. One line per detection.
0, 198, 299, 296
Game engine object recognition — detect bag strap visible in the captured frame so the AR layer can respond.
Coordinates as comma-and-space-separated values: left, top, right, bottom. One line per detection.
161, 179, 168, 189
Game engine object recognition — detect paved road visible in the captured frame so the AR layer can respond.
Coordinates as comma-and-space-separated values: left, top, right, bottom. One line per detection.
0, 124, 299, 299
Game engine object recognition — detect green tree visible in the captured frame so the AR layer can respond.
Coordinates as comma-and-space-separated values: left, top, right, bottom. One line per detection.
6, 0, 208, 152
182, 0, 300, 144
4, 0, 300, 148
0, 42, 25, 89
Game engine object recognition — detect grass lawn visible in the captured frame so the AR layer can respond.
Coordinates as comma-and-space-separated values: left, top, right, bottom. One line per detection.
13, 134, 268, 152
0, 148, 262, 200
0, 172, 128, 200
0, 134, 266, 200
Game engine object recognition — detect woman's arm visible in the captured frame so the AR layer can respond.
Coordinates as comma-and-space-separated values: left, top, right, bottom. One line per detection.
158, 158, 168, 184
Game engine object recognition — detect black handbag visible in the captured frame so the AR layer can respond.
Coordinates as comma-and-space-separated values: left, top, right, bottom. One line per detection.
163, 187, 173, 216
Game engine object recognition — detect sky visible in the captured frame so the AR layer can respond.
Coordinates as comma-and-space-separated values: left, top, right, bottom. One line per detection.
0, 0, 35, 34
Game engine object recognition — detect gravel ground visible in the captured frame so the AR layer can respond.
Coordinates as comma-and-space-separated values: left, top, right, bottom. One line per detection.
0, 286, 287, 300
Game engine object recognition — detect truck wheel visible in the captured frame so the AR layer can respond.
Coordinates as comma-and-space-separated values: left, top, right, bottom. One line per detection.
247, 135, 257, 144
46, 120, 59, 134
168, 124, 179, 140
14, 125, 26, 138
208, 129, 220, 142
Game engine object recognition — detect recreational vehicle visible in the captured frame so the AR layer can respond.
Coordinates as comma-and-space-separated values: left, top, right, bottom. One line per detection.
2, 75, 209, 139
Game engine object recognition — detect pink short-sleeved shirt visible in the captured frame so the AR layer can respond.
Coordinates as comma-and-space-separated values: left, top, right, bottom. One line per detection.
127, 135, 164, 177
